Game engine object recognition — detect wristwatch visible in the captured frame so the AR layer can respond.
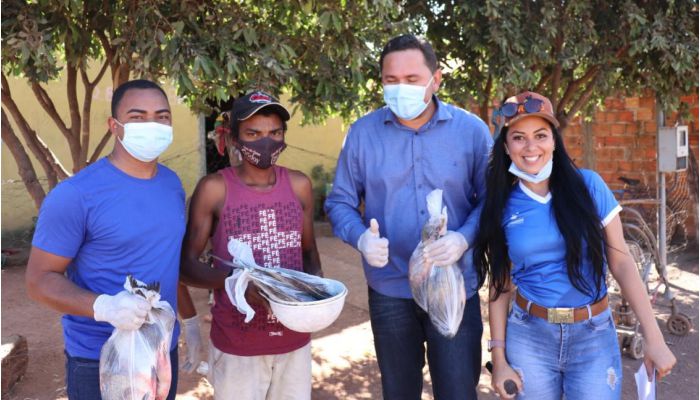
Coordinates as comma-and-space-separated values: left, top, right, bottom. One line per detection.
487, 339, 506, 352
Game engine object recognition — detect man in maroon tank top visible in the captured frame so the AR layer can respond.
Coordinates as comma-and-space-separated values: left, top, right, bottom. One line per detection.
179, 91, 323, 400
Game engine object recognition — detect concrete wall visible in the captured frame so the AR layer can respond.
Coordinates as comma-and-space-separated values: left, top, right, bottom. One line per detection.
562, 92, 699, 240
277, 97, 346, 182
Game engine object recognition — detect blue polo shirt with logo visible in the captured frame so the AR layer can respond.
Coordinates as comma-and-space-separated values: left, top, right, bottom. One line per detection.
504, 169, 622, 308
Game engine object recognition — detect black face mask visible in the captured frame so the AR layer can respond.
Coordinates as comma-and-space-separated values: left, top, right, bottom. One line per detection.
236, 136, 287, 169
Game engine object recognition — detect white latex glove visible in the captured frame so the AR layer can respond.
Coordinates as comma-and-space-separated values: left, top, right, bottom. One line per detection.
181, 315, 203, 373
423, 231, 468, 266
93, 290, 151, 330
357, 218, 389, 267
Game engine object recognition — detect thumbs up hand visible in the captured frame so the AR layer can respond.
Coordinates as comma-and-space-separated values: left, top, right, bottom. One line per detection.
357, 218, 390, 267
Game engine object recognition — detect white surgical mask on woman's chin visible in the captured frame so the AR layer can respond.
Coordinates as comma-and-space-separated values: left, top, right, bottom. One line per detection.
114, 120, 173, 162
508, 157, 553, 184
383, 76, 434, 120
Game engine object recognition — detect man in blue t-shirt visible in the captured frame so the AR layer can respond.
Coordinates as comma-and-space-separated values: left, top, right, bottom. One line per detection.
325, 34, 492, 399
26, 79, 186, 399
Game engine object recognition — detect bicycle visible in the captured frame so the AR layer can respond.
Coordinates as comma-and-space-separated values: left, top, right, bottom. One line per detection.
607, 176, 693, 359
607, 204, 660, 359
615, 176, 688, 252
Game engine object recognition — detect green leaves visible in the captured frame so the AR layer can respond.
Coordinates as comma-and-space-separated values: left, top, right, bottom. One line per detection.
1, 0, 403, 121
405, 0, 698, 127
3, 0, 693, 129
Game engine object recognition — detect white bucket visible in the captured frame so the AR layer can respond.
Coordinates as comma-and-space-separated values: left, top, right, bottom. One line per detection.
261, 279, 348, 333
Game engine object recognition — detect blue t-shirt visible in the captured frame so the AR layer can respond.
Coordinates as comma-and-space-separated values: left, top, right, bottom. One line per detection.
325, 97, 492, 299
32, 157, 186, 359
504, 169, 621, 308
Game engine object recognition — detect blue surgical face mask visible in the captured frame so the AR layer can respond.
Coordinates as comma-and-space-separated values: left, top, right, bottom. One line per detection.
508, 157, 553, 184
383, 77, 434, 120
115, 120, 173, 162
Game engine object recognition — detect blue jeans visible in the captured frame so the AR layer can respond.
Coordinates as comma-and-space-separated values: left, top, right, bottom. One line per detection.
506, 302, 622, 399
65, 347, 178, 400
368, 287, 483, 400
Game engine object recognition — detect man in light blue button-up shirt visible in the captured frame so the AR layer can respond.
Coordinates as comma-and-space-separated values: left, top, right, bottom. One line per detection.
325, 34, 492, 399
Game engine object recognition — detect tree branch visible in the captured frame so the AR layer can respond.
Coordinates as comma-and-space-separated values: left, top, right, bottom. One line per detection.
1, 108, 46, 208
29, 82, 73, 141
550, 66, 562, 107
562, 75, 600, 128
96, 29, 130, 107
89, 129, 113, 163
66, 65, 82, 139
479, 73, 493, 124
558, 66, 600, 115
2, 74, 69, 184
79, 65, 97, 169
549, 35, 564, 111
96, 30, 115, 66
113, 62, 130, 88
534, 72, 551, 93
88, 59, 110, 87
65, 63, 88, 172
614, 44, 630, 59
3, 74, 70, 185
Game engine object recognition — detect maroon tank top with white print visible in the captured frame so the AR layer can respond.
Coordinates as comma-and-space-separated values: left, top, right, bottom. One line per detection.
209, 165, 310, 356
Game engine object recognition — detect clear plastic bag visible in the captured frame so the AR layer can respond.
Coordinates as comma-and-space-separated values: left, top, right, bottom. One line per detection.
99, 276, 175, 400
408, 189, 466, 338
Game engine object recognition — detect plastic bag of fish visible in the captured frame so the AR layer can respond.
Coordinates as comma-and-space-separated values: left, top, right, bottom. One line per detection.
219, 239, 337, 323
408, 189, 466, 338
99, 276, 175, 400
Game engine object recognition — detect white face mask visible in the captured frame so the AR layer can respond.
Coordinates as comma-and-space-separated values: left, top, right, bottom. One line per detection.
383, 76, 434, 120
115, 120, 173, 162
508, 158, 553, 184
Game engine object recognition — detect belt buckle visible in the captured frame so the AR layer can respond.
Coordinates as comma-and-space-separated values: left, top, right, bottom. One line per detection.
547, 307, 574, 323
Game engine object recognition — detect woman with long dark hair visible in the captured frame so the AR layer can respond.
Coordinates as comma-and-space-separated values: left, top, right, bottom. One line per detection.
473, 91, 675, 399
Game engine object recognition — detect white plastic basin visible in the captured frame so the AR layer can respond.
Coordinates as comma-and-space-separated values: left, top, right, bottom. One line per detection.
262, 278, 348, 333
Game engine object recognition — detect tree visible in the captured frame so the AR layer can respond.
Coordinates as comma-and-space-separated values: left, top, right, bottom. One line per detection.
403, 0, 698, 130
2, 0, 402, 208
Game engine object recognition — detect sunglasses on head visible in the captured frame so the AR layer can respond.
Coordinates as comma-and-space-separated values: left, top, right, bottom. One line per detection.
499, 96, 545, 118
491, 96, 545, 133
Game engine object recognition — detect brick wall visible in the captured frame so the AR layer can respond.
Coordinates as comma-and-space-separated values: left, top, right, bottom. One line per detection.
562, 91, 699, 242
481, 91, 698, 242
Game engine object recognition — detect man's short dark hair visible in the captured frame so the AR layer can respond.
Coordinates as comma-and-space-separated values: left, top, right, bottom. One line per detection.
379, 34, 438, 73
230, 108, 288, 140
111, 79, 168, 117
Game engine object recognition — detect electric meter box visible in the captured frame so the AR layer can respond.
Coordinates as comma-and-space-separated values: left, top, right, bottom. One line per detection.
658, 126, 689, 172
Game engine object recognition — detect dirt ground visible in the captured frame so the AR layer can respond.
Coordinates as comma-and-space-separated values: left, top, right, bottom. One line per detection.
1, 234, 698, 399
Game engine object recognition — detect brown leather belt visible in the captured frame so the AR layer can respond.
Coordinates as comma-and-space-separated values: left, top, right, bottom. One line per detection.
515, 291, 609, 324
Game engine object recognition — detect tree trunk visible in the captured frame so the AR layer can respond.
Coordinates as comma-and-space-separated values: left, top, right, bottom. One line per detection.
90, 129, 114, 164
79, 60, 109, 169
1, 98, 65, 188
65, 65, 83, 172
1, 109, 46, 208
2, 74, 70, 187
479, 75, 493, 127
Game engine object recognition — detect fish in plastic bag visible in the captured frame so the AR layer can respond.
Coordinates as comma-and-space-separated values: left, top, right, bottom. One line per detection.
99, 276, 175, 400
408, 189, 466, 338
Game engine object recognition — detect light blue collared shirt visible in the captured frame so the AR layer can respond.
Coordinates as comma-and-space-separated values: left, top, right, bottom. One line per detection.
325, 97, 493, 299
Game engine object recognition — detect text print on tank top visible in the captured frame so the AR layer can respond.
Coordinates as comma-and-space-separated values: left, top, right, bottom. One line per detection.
211, 166, 306, 348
